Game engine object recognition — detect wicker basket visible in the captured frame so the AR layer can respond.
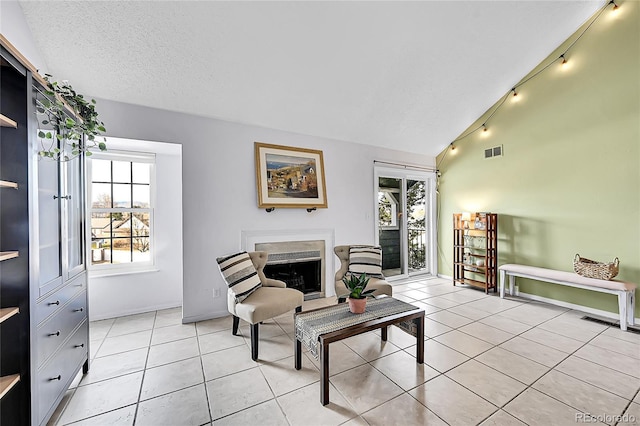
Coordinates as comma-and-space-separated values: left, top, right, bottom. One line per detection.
573, 254, 619, 280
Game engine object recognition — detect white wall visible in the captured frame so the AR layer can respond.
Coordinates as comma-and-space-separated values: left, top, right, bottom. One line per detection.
87, 138, 184, 320
94, 99, 436, 322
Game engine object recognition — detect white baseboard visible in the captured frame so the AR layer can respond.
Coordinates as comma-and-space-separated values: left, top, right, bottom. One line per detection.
182, 309, 229, 324
438, 273, 453, 280
89, 302, 182, 321
518, 291, 640, 324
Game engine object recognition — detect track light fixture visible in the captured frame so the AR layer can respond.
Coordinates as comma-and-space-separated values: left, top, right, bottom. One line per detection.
609, 0, 619, 11
560, 54, 568, 67
511, 87, 519, 102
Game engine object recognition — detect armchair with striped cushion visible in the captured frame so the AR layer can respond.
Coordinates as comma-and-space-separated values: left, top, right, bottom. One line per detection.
334, 245, 393, 299
217, 251, 304, 360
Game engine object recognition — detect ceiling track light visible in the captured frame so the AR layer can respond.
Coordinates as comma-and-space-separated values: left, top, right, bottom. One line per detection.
609, 0, 619, 11
482, 124, 488, 132
559, 54, 569, 69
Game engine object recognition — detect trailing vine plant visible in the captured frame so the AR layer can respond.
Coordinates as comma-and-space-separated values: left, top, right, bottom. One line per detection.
35, 74, 107, 161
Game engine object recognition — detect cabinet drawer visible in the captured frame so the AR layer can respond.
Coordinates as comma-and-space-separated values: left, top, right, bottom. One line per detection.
36, 273, 86, 325
36, 290, 87, 367
36, 320, 88, 426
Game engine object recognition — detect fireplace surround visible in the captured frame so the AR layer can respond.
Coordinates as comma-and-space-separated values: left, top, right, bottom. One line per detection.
241, 229, 335, 297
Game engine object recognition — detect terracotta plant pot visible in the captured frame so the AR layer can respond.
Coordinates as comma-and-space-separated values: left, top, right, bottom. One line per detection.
348, 297, 367, 314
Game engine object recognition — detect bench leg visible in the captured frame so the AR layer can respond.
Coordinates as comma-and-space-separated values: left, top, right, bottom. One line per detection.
627, 291, 635, 327
499, 270, 506, 298
618, 293, 628, 331
509, 275, 515, 296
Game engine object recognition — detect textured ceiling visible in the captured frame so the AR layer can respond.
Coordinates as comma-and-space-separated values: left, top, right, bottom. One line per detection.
18, 1, 601, 157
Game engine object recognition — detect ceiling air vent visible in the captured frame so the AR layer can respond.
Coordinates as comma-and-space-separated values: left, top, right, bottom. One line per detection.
484, 145, 504, 159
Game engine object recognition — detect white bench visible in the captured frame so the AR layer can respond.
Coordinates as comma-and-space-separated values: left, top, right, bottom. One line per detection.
499, 264, 637, 331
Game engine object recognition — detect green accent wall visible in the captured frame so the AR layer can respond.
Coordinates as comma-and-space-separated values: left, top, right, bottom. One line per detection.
436, 2, 640, 317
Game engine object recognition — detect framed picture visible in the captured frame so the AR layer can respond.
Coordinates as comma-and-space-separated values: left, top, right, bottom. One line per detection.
255, 142, 328, 209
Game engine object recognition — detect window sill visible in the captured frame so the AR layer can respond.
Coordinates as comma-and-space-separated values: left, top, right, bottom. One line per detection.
89, 267, 159, 279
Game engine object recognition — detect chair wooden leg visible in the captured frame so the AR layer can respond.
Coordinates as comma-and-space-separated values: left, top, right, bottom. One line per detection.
250, 323, 259, 361
232, 315, 240, 336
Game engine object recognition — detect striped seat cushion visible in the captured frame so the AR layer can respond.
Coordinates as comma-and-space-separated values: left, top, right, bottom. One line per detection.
216, 252, 262, 303
348, 246, 384, 279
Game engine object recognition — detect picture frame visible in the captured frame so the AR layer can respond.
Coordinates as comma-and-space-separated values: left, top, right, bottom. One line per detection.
254, 142, 328, 209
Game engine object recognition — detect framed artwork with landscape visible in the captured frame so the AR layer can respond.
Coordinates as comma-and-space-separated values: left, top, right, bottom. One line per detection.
254, 142, 328, 209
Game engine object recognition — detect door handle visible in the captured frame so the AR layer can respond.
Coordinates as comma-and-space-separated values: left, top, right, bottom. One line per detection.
53, 195, 71, 200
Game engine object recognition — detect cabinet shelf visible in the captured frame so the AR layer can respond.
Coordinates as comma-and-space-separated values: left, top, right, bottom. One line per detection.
454, 277, 492, 290
0, 374, 20, 399
0, 251, 19, 262
0, 114, 18, 129
0, 307, 19, 323
0, 180, 18, 189
454, 262, 487, 273
453, 245, 491, 250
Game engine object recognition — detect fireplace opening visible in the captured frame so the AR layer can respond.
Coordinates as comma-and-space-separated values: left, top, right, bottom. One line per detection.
263, 259, 321, 296
254, 241, 326, 298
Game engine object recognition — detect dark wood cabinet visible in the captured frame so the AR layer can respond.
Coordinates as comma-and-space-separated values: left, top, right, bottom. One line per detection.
1, 36, 89, 426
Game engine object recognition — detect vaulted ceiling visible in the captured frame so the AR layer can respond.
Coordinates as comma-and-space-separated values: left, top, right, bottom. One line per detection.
18, 1, 601, 157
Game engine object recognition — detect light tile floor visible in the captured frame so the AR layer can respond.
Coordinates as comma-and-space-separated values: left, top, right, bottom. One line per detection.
49, 277, 640, 426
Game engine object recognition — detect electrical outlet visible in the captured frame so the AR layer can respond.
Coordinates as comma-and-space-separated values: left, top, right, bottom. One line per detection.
213, 288, 221, 298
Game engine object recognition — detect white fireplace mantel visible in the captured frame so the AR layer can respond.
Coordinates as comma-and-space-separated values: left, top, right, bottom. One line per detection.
240, 228, 336, 296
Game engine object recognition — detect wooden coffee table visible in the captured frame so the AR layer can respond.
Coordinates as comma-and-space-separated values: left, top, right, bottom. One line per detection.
294, 298, 425, 405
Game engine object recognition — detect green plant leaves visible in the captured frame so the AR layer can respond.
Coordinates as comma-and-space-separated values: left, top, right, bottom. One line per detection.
341, 273, 371, 299
35, 75, 107, 161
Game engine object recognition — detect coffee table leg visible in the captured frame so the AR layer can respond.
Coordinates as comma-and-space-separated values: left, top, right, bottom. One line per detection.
416, 315, 424, 364
381, 326, 388, 341
294, 306, 302, 370
295, 338, 302, 370
320, 341, 329, 405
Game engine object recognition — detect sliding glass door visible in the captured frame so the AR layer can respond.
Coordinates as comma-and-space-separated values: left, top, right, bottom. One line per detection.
375, 166, 436, 280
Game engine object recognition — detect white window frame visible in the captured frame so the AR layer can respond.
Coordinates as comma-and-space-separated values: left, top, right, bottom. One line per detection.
86, 150, 156, 276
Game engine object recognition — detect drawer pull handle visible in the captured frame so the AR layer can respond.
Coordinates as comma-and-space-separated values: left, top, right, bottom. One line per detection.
48, 330, 61, 337
49, 375, 61, 381
53, 195, 71, 200
73, 307, 84, 313
74, 343, 85, 348
48, 300, 60, 306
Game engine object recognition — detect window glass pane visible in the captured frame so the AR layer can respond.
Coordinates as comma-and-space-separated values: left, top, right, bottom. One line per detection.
133, 237, 150, 261
91, 212, 111, 265
111, 238, 133, 264
132, 212, 150, 237
92, 159, 111, 182
92, 183, 112, 208
132, 185, 150, 208
112, 212, 132, 237
112, 161, 131, 183
113, 184, 132, 208
132, 163, 150, 184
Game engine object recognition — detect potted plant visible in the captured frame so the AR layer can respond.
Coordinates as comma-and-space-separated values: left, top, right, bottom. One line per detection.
35, 74, 107, 161
340, 273, 376, 314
